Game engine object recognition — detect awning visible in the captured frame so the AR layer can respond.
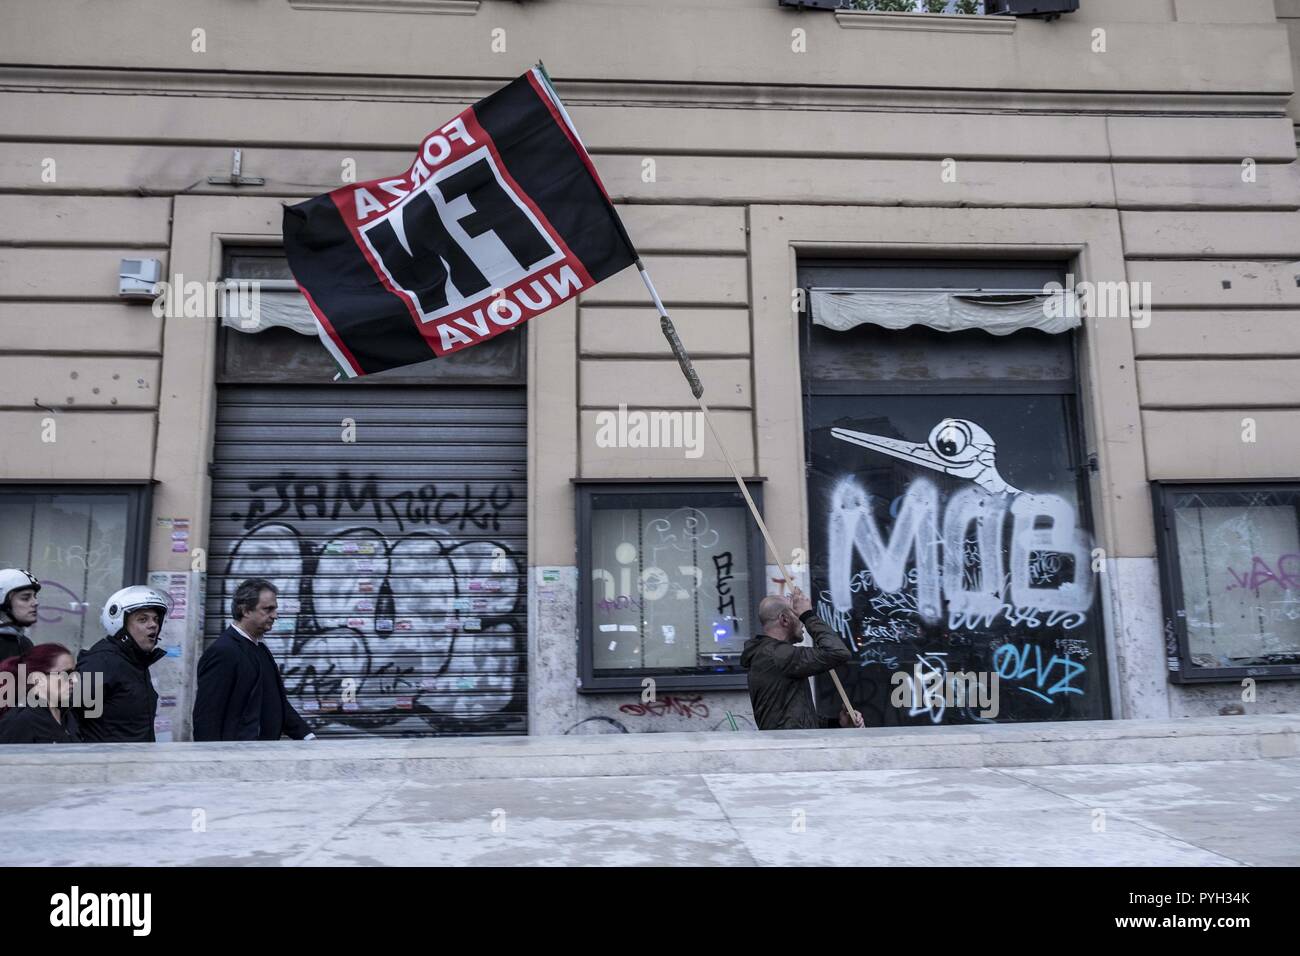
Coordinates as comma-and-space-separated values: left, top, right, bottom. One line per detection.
218, 280, 318, 335
809, 288, 1080, 336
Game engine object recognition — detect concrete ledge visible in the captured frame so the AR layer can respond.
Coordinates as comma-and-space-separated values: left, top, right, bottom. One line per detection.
835, 11, 1016, 35
1, 715, 1295, 784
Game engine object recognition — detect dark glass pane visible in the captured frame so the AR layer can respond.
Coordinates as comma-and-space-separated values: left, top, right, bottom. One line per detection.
805, 323, 1074, 386
0, 493, 130, 655
226, 252, 294, 281
219, 249, 524, 385
219, 324, 525, 385
1169, 487, 1300, 669
586, 489, 757, 683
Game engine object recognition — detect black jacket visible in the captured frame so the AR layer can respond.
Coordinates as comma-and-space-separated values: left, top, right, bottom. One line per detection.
76, 635, 166, 743
0, 705, 80, 743
0, 621, 33, 664
741, 609, 852, 730
192, 626, 311, 741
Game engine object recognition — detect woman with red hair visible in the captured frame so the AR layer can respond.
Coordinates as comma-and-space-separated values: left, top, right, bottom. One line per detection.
0, 643, 82, 743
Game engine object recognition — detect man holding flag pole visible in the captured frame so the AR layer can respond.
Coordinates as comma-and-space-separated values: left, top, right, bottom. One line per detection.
282, 63, 861, 728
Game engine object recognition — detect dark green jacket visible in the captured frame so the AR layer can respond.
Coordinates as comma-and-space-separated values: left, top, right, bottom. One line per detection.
741, 610, 851, 730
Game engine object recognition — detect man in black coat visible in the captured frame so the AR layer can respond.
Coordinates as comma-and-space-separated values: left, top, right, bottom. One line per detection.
77, 585, 170, 743
192, 578, 314, 742
740, 588, 864, 731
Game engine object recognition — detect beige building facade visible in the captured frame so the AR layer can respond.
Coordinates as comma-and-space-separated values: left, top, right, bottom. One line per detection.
2, 0, 1299, 739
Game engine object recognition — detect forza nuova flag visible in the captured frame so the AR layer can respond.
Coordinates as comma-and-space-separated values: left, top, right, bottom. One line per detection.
283, 68, 637, 377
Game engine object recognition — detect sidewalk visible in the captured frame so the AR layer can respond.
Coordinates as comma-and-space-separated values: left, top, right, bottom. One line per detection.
1, 716, 1296, 866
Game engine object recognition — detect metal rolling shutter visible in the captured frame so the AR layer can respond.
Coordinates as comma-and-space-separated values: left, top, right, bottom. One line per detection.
206, 385, 527, 737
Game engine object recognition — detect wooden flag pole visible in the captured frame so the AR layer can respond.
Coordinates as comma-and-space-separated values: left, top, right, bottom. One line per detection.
537, 62, 855, 720
638, 263, 858, 722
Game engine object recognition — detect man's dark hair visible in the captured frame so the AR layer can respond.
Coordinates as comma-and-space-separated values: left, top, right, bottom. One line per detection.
231, 578, 277, 621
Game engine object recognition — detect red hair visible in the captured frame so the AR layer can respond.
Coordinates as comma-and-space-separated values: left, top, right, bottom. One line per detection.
0, 643, 73, 717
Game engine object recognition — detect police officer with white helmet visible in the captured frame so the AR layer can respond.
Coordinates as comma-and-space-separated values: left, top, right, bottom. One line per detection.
76, 585, 171, 743
0, 568, 41, 662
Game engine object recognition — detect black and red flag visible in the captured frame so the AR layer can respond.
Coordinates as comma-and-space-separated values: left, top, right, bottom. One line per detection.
283, 67, 637, 377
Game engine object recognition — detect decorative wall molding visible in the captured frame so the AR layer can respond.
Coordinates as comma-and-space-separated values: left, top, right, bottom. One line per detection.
835, 10, 1016, 35
286, 0, 479, 14
0, 67, 1287, 118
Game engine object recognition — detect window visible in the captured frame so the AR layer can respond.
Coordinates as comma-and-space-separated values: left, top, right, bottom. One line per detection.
800, 259, 1109, 725
577, 482, 763, 692
1154, 482, 1300, 682
0, 486, 151, 656
218, 246, 524, 386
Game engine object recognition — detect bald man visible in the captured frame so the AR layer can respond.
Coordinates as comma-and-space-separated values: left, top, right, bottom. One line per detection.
740, 588, 864, 730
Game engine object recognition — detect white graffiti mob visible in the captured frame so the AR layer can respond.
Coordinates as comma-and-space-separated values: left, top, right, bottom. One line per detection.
828, 476, 1095, 629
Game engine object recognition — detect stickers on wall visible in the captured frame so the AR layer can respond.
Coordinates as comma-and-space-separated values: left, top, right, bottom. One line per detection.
147, 571, 190, 622
156, 518, 192, 554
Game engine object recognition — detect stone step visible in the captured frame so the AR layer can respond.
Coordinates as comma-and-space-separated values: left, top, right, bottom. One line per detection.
2, 715, 1296, 785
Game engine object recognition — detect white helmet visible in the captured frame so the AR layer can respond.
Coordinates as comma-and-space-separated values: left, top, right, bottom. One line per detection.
101, 586, 171, 636
0, 568, 40, 607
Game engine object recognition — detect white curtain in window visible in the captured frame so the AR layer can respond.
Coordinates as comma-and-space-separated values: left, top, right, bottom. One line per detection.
219, 288, 319, 336
810, 289, 1081, 336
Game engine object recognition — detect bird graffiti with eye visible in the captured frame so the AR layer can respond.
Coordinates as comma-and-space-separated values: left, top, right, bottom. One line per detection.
830, 417, 1022, 496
